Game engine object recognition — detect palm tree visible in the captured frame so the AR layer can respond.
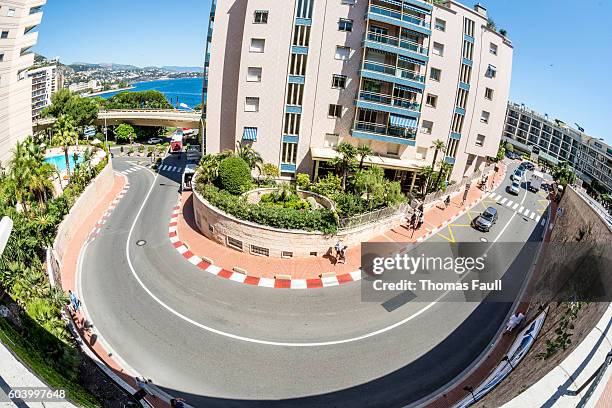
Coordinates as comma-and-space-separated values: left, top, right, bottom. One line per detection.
419, 166, 434, 195
330, 142, 358, 191
235, 143, 263, 173
433, 161, 453, 192
357, 145, 373, 170
431, 139, 446, 169
52, 115, 78, 175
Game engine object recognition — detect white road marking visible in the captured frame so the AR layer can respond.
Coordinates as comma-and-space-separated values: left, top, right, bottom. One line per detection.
529, 212, 535, 220
535, 215, 541, 222
518, 205, 524, 213
512, 203, 519, 210
506, 200, 513, 207
499, 198, 507, 205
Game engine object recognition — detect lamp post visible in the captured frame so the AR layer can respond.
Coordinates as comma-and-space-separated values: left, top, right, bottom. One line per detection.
0, 216, 14, 257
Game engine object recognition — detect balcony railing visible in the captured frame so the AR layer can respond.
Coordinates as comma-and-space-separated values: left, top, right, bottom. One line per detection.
354, 121, 417, 141
369, 4, 430, 29
362, 60, 426, 83
366, 32, 428, 55
358, 91, 420, 112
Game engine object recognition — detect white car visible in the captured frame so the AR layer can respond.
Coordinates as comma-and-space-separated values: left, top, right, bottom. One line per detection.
507, 181, 520, 195
147, 137, 163, 144
511, 169, 525, 182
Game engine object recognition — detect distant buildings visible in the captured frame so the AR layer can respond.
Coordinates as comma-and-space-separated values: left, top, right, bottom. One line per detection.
503, 102, 612, 193
28, 64, 63, 120
204, 0, 513, 188
0, 0, 45, 163
68, 79, 101, 94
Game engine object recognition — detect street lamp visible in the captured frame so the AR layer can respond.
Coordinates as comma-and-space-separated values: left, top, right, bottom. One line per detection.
0, 216, 14, 257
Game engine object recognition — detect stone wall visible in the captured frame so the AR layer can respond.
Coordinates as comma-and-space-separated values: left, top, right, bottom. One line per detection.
192, 189, 405, 258
52, 161, 114, 266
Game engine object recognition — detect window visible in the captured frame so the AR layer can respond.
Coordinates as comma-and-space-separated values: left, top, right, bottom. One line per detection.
289, 53, 307, 76
485, 65, 497, 78
416, 147, 428, 160
250, 38, 265, 53
254, 10, 268, 24
338, 18, 353, 32
227, 237, 243, 251
485, 88, 494, 100
332, 74, 347, 89
250, 245, 270, 257
284, 113, 301, 134
1, 31, 8, 39
476, 134, 486, 147
292, 25, 311, 47
421, 120, 433, 134
481, 111, 490, 124
281, 251, 293, 259
7, 8, 16, 17
287, 83, 304, 105
435, 18, 446, 31
245, 97, 259, 112
247, 67, 262, 82
432, 42, 444, 56
324, 133, 339, 147
282, 142, 298, 164
429, 67, 441, 81
328, 104, 342, 118
489, 42, 498, 55
335, 46, 350, 60
426, 94, 438, 108
0, 53, 3, 62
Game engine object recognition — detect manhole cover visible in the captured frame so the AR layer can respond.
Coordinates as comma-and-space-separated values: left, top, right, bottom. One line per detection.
480, 237, 488, 242
136, 240, 147, 246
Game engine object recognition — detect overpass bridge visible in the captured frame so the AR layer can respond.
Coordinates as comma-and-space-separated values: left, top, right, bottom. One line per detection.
33, 109, 203, 132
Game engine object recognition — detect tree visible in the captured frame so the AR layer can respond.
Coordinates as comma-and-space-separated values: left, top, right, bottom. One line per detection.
42, 89, 99, 128
496, 143, 506, 162
115, 123, 135, 144
197, 154, 222, 185
487, 18, 496, 31
433, 161, 453, 192
105, 90, 172, 110
217, 156, 252, 194
236, 143, 263, 173
505, 142, 514, 152
552, 161, 576, 187
52, 115, 78, 175
330, 142, 357, 191
296, 173, 310, 190
499, 29, 508, 37
357, 145, 373, 170
353, 167, 386, 210
430, 139, 445, 169
261, 163, 280, 180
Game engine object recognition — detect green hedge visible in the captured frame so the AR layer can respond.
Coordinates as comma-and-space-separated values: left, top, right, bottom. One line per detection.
197, 184, 338, 234
217, 157, 252, 194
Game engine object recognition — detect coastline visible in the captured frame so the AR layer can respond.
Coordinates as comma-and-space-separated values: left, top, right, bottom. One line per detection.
83, 86, 134, 97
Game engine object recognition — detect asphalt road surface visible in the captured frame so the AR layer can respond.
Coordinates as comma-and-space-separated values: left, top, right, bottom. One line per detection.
79, 157, 548, 407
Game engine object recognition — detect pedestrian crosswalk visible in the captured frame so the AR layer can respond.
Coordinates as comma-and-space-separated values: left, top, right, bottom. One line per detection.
487, 192, 544, 222
120, 166, 141, 175
158, 164, 184, 173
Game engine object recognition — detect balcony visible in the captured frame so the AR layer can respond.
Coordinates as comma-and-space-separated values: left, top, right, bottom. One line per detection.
352, 121, 417, 145
357, 90, 420, 116
364, 31, 428, 62
368, 4, 431, 36
361, 60, 425, 90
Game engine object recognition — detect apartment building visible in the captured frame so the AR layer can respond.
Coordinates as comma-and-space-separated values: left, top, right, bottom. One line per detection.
503, 102, 612, 193
205, 0, 513, 188
28, 64, 62, 121
0, 0, 45, 163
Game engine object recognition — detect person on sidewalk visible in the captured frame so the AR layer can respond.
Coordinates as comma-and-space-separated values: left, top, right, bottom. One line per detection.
444, 195, 451, 208
68, 290, 80, 313
505, 312, 525, 332
418, 211, 425, 229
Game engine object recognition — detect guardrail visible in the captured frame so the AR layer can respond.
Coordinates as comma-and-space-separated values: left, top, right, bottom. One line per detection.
423, 163, 496, 206
338, 202, 412, 232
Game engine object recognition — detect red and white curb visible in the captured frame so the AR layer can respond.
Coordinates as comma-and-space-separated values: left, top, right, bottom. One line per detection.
416, 165, 507, 243
167, 199, 361, 289
87, 174, 130, 243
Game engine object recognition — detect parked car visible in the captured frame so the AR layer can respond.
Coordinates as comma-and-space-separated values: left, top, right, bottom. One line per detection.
507, 181, 521, 195
473, 207, 498, 232
506, 151, 520, 160
511, 169, 525, 182
147, 137, 163, 144
519, 161, 535, 171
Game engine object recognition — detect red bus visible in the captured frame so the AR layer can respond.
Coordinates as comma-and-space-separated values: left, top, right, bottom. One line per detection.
170, 131, 183, 153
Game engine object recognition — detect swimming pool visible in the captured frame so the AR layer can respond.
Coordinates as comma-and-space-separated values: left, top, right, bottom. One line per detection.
44, 154, 83, 172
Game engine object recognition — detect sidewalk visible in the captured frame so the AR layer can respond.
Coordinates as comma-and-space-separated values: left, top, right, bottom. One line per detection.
175, 163, 507, 281
0, 340, 76, 407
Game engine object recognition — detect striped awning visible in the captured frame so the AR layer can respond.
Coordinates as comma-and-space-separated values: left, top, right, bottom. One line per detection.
398, 55, 426, 66
389, 114, 417, 129
242, 127, 258, 141
394, 84, 422, 94
403, 4, 431, 15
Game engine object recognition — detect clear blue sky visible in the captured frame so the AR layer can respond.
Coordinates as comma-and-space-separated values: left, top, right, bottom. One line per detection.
35, 0, 612, 143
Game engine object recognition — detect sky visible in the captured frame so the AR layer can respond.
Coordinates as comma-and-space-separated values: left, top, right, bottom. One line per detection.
35, 0, 612, 143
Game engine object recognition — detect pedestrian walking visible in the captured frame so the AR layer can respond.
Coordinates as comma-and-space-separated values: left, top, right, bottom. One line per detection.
418, 211, 424, 229
444, 195, 451, 208
68, 290, 80, 313
505, 312, 525, 332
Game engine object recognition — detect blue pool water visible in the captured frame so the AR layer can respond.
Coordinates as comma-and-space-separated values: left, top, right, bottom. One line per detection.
44, 154, 83, 172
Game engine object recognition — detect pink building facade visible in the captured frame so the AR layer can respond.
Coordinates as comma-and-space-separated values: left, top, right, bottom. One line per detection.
205, 0, 513, 188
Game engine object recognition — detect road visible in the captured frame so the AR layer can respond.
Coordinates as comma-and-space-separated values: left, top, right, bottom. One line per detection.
79, 156, 548, 407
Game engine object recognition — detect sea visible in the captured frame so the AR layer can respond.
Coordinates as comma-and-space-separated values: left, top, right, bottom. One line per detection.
99, 77, 204, 110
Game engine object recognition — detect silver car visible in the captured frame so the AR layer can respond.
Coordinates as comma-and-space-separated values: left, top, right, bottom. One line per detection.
507, 181, 520, 195
511, 169, 524, 182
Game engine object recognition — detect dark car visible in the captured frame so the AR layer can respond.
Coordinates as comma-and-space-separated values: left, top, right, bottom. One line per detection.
519, 161, 535, 171
473, 207, 498, 232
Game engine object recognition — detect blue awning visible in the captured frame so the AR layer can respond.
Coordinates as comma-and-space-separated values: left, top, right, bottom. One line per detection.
394, 84, 422, 94
242, 127, 258, 141
403, 4, 431, 15
389, 114, 417, 129
398, 55, 426, 66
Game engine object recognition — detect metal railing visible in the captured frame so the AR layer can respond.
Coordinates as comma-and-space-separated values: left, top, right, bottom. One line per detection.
362, 60, 426, 83
366, 31, 428, 55
358, 91, 420, 111
369, 4, 430, 28
339, 202, 412, 231
354, 121, 417, 141
423, 163, 496, 205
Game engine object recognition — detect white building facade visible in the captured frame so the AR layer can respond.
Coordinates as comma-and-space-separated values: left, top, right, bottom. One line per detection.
28, 64, 61, 120
205, 0, 513, 189
0, 0, 45, 163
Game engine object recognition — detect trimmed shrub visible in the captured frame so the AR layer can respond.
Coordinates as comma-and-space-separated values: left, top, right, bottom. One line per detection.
217, 156, 252, 194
